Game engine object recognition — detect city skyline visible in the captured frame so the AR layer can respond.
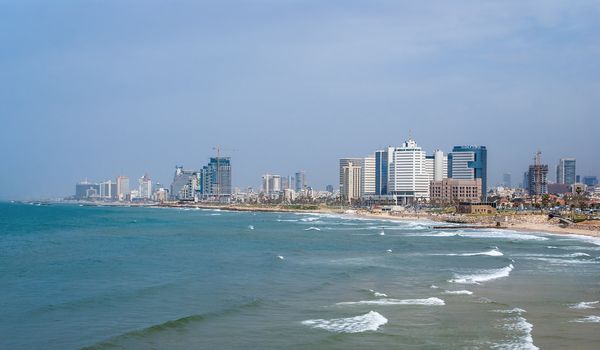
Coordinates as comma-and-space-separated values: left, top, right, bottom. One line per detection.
1, 1, 600, 200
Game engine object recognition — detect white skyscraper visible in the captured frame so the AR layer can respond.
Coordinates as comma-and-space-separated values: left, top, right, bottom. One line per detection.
425, 150, 448, 182
262, 174, 282, 195
362, 154, 376, 195
388, 138, 430, 203
138, 173, 152, 199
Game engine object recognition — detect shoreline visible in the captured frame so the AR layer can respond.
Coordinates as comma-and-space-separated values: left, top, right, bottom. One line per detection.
17, 200, 600, 239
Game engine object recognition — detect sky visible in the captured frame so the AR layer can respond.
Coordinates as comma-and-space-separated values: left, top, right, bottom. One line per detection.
1, 0, 599, 200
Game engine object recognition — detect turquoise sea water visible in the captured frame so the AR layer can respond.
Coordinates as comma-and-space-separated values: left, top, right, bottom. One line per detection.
1, 202, 599, 349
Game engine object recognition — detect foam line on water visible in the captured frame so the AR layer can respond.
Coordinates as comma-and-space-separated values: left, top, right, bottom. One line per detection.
569, 301, 599, 309
441, 248, 503, 257
443, 290, 473, 295
336, 297, 445, 306
301, 311, 387, 333
570, 315, 600, 323
368, 289, 388, 297
449, 264, 514, 284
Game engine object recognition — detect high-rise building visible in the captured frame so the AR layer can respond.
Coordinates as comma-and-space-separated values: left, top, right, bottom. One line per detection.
116, 176, 130, 201
425, 150, 448, 182
171, 166, 199, 201
527, 152, 548, 195
339, 158, 363, 198
388, 138, 430, 204
295, 171, 306, 192
556, 158, 576, 185
138, 173, 152, 199
375, 147, 394, 195
325, 185, 334, 192
448, 145, 487, 200
99, 180, 117, 199
583, 176, 598, 187
202, 157, 232, 199
502, 173, 512, 188
362, 154, 376, 195
262, 174, 281, 195
341, 160, 362, 203
75, 181, 100, 199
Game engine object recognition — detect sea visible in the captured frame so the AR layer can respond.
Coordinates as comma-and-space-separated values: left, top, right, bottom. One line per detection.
1, 202, 599, 349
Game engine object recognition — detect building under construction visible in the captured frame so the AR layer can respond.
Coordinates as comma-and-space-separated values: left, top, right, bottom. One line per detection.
526, 151, 548, 195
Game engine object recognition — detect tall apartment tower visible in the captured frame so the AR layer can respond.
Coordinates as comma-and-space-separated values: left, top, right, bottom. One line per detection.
116, 176, 130, 201
448, 146, 488, 200
341, 161, 363, 204
138, 173, 152, 199
362, 154, 376, 195
425, 150, 448, 182
556, 158, 576, 185
339, 158, 363, 198
375, 147, 394, 195
388, 138, 430, 204
295, 171, 306, 192
503, 173, 512, 188
528, 152, 548, 195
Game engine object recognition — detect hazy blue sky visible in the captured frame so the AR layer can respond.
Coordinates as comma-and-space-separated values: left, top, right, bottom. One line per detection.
1, 0, 599, 199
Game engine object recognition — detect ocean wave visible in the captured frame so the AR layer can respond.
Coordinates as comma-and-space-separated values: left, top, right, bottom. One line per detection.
368, 289, 388, 297
449, 264, 514, 284
492, 308, 526, 314
300, 217, 320, 222
304, 227, 321, 231
492, 315, 538, 350
457, 230, 548, 241
276, 219, 299, 222
443, 248, 503, 257
336, 297, 445, 306
570, 315, 600, 323
443, 290, 473, 295
301, 311, 387, 333
84, 298, 263, 347
569, 301, 599, 309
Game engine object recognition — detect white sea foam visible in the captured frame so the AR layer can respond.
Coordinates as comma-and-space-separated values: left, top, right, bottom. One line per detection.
300, 217, 320, 222
492, 308, 526, 314
443, 290, 473, 295
570, 315, 600, 323
386, 249, 393, 253
301, 311, 387, 333
493, 315, 538, 350
210, 213, 221, 216
276, 255, 285, 260
430, 285, 439, 289
449, 264, 514, 284
444, 248, 503, 257
304, 227, 321, 231
248, 225, 254, 230
368, 289, 388, 297
569, 301, 599, 309
277, 219, 299, 222
378, 231, 385, 236
336, 297, 445, 306
457, 230, 547, 241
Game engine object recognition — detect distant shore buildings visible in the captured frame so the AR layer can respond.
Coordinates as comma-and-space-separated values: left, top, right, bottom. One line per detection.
340, 138, 487, 205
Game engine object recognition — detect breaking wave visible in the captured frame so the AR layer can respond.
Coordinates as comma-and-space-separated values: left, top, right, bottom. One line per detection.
570, 315, 600, 323
449, 264, 514, 284
301, 311, 387, 333
443, 290, 473, 295
569, 301, 599, 309
443, 247, 503, 257
336, 297, 445, 306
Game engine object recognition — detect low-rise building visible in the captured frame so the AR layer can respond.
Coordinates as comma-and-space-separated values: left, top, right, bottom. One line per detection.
457, 202, 497, 214
430, 178, 482, 204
